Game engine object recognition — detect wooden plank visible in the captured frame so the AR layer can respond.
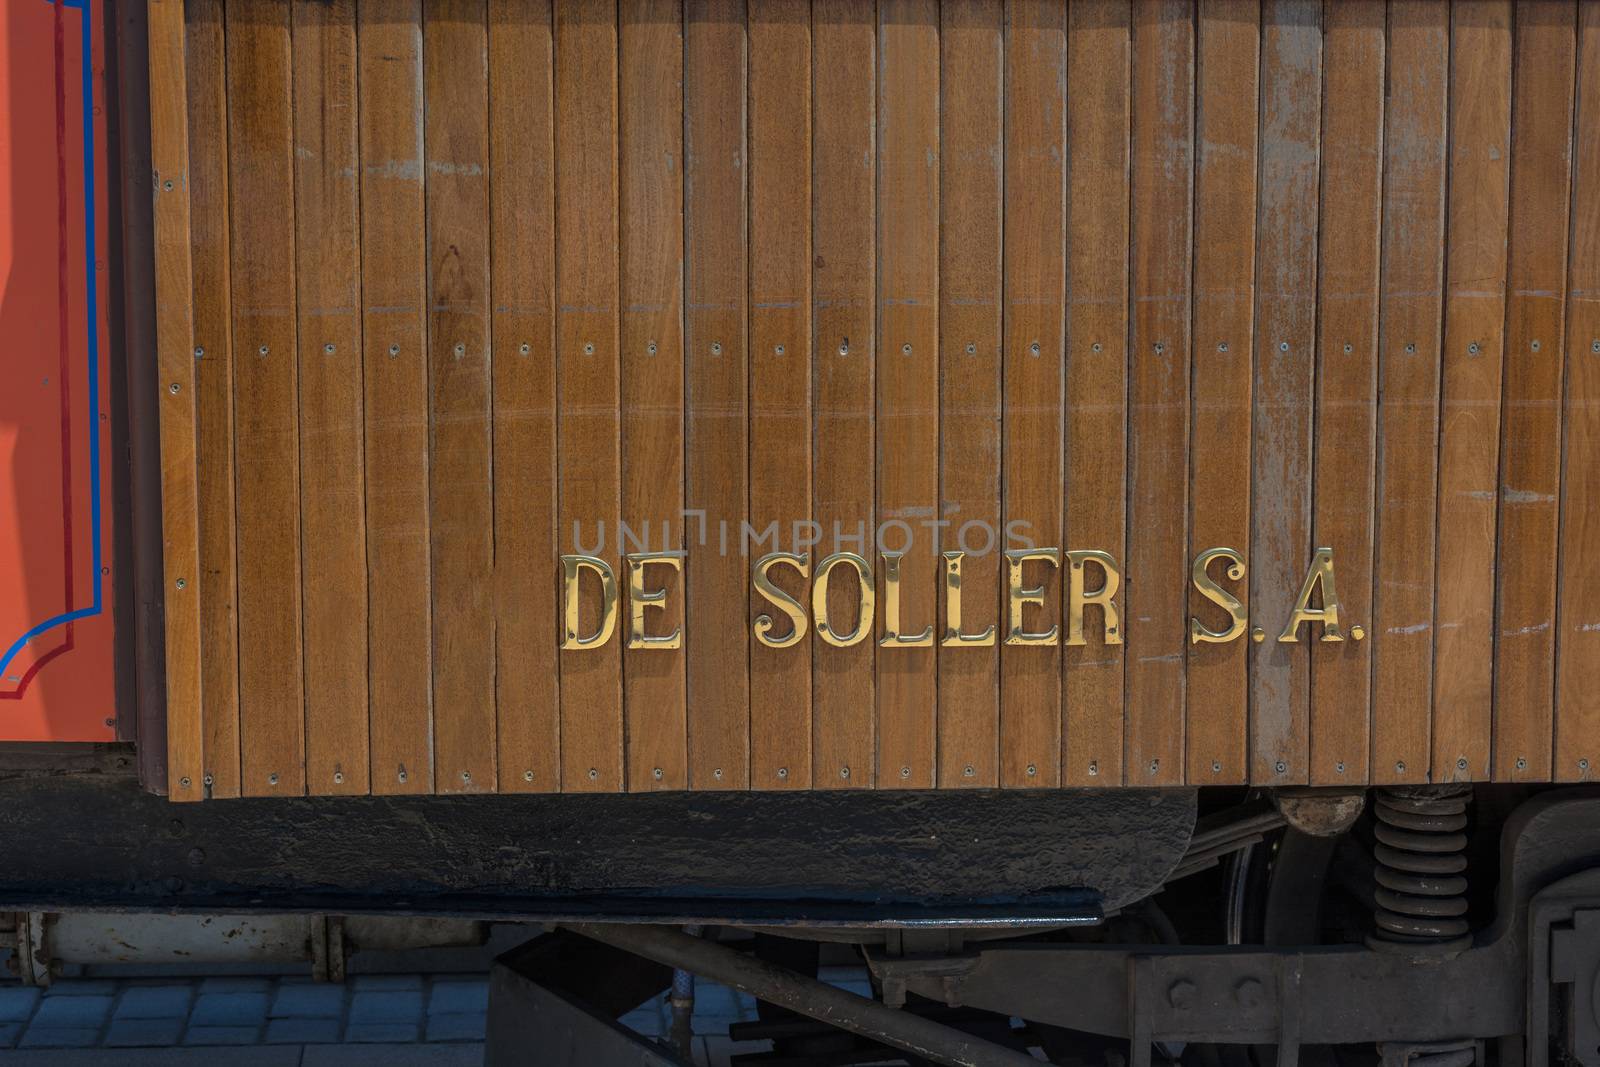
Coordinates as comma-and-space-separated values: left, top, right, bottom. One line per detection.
424, 0, 494, 795
1064, 0, 1129, 789
937, 0, 1002, 789
488, 0, 558, 793
683, 0, 748, 790
292, 0, 367, 796
1125, 0, 1192, 787
748, 0, 813, 790
999, 0, 1064, 789
1557, 0, 1600, 784
226, 0, 304, 797
1557, 1, 1600, 783
1308, 0, 1383, 786
358, 0, 432, 795
619, 0, 686, 791
812, 0, 875, 790
148, 0, 204, 801
875, 0, 939, 790
1185, 0, 1256, 786
183, 0, 240, 798
1492, 0, 1576, 783
1248, 0, 1320, 785
1371, 0, 1448, 787
1431, 0, 1512, 785
555, 0, 623, 793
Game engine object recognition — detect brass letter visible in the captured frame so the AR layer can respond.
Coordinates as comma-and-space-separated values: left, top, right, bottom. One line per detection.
880, 552, 933, 648
1065, 549, 1122, 646
1005, 548, 1060, 646
561, 554, 619, 650
626, 553, 682, 650
753, 552, 809, 649
812, 552, 875, 648
942, 551, 996, 647
1190, 547, 1248, 645
1279, 547, 1345, 643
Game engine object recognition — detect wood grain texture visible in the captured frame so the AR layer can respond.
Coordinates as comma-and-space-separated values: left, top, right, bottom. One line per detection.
1308, 0, 1382, 786
619, 0, 687, 792
1432, 0, 1511, 785
1186, 0, 1256, 786
555, 0, 623, 793
936, 0, 1002, 790
1557, 0, 1600, 784
749, 0, 814, 790
684, 0, 749, 790
226, 0, 305, 797
812, 0, 876, 790
149, 0, 204, 801
1249, 0, 1320, 785
292, 0, 368, 796
357, 0, 432, 795
1064, 0, 1129, 787
184, 0, 240, 798
1125, 0, 1192, 787
999, 0, 1064, 789
1492, 0, 1575, 783
1371, 0, 1448, 787
875, 0, 939, 789
488, 0, 558, 793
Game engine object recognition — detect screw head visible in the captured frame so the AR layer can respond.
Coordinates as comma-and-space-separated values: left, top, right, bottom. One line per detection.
1396, 761, 1407, 774
1582, 759, 1592, 772
1405, 343, 1417, 354
1212, 760, 1222, 772
965, 342, 976, 355
523, 770, 534, 782
258, 345, 269, 356
520, 342, 531, 355
838, 341, 850, 356
902, 343, 912, 355
583, 342, 595, 355
267, 773, 279, 786
1335, 761, 1346, 774
1218, 341, 1229, 352
1029, 342, 1041, 356
389, 344, 400, 357
899, 766, 911, 778
840, 766, 851, 779
1025, 764, 1037, 777
777, 767, 789, 779
587, 768, 598, 781
1278, 341, 1289, 352
653, 767, 664, 780
1468, 341, 1481, 355
194, 346, 204, 358
461, 770, 472, 783
324, 343, 336, 354
963, 764, 975, 777
203, 774, 214, 787
1343, 343, 1353, 353
711, 341, 722, 355
179, 776, 192, 788
333, 771, 344, 784
1149, 759, 1160, 773
398, 768, 408, 783
774, 344, 785, 355
1088, 760, 1099, 776
713, 767, 724, 780
169, 382, 180, 394
175, 578, 187, 590
1457, 757, 1468, 771
1275, 760, 1287, 774
1531, 340, 1541, 352
1516, 757, 1528, 770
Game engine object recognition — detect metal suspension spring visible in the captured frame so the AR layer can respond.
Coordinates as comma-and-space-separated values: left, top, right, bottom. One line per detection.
1369, 785, 1473, 954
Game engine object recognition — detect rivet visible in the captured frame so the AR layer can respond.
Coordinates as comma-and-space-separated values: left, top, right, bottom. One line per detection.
1531, 340, 1541, 352
1350, 624, 1366, 641
774, 344, 785, 356
1218, 341, 1229, 353
713, 767, 724, 780
175, 578, 187, 590
902, 343, 913, 355
1456, 757, 1468, 771
1029, 341, 1041, 356
324, 343, 336, 355
840, 766, 851, 779
1167, 980, 1197, 1009
1395, 761, 1406, 774
1275, 760, 1287, 774
1251, 627, 1265, 642
1092, 342, 1103, 353
962, 764, 975, 777
1343, 343, 1353, 354
1088, 760, 1099, 776
1235, 978, 1265, 1009
169, 382, 181, 394
711, 341, 723, 355
461, 770, 472, 783
899, 766, 911, 778
1405, 343, 1417, 354
587, 767, 598, 781
523, 770, 534, 782
389, 344, 401, 357
1468, 341, 1480, 356
839, 340, 850, 356
1211, 760, 1222, 773
258, 345, 269, 356
520, 342, 531, 355
1516, 757, 1527, 770
194, 346, 205, 359
1335, 761, 1346, 774
777, 767, 789, 779
653, 767, 663, 780
584, 342, 595, 355
334, 771, 345, 784
1278, 341, 1289, 352
965, 342, 976, 355
179, 776, 191, 788
453, 342, 465, 357
268, 773, 279, 786
203, 774, 214, 787
1025, 764, 1037, 776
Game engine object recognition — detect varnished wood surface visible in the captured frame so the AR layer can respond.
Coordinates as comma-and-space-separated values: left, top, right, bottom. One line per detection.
153, 0, 1600, 796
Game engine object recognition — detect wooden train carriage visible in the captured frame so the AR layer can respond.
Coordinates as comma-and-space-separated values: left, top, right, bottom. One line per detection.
145, 0, 1600, 800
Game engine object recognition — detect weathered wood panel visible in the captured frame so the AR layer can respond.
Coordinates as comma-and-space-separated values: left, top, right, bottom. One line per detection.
153, 1, 1600, 796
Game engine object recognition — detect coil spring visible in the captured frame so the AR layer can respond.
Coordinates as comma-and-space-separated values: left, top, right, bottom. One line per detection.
1369, 785, 1473, 954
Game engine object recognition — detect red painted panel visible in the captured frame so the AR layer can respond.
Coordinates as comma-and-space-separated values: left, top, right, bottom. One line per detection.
0, 0, 114, 741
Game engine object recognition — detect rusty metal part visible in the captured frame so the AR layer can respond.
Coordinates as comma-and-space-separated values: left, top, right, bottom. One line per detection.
1274, 788, 1366, 837
1369, 786, 1473, 954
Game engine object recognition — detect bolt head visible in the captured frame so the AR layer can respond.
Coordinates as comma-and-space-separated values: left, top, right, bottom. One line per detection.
1167, 979, 1197, 1009
1235, 977, 1264, 1008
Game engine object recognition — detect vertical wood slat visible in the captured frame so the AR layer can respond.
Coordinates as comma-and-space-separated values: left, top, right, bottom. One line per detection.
1493, 0, 1576, 783
1186, 0, 1257, 786
184, 0, 240, 798
1308, 0, 1383, 786
936, 0, 1003, 790
1249, 0, 1321, 785
358, 0, 432, 795
424, 0, 495, 794
555, 0, 623, 792
1000, 0, 1065, 789
684, 0, 749, 790
1432, 0, 1512, 785
1371, 0, 1449, 786
149, 0, 205, 801
748, 0, 814, 791
1125, 0, 1193, 787
619, 0, 687, 791
812, 0, 876, 790
875, 0, 939, 789
1063, 0, 1129, 788
488, 0, 559, 793
1557, 0, 1600, 783
292, 0, 368, 796
226, 0, 304, 797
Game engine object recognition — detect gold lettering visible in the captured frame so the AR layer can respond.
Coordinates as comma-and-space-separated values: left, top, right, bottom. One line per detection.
1190, 547, 1247, 645
753, 552, 809, 649
1279, 547, 1344, 643
1005, 548, 1060, 646
880, 552, 933, 647
1065, 549, 1122, 646
560, 554, 618, 650
626, 553, 682, 650
813, 552, 875, 648
941, 551, 996, 647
